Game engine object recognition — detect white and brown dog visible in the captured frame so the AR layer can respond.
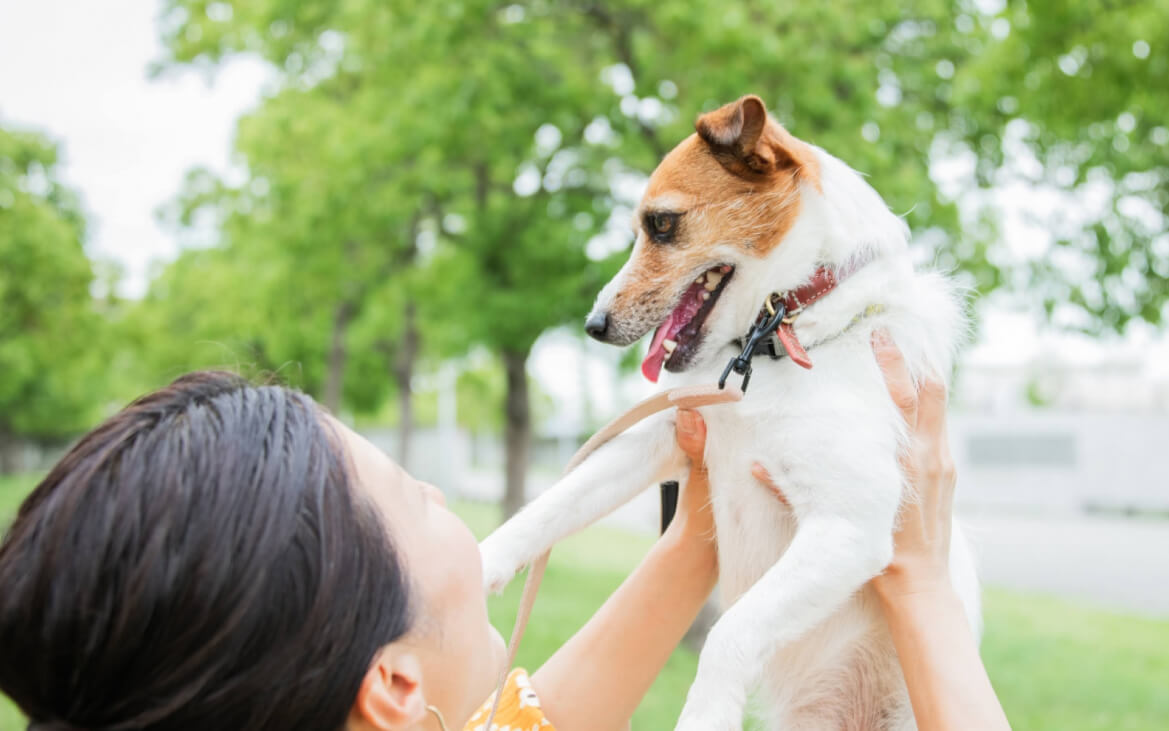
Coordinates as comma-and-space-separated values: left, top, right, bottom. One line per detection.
480, 95, 980, 730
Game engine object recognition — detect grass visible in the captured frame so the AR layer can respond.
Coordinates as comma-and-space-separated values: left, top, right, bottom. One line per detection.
0, 484, 1166, 729
980, 590, 1169, 730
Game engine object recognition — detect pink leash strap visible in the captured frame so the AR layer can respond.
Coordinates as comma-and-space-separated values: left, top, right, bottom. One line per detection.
482, 383, 743, 728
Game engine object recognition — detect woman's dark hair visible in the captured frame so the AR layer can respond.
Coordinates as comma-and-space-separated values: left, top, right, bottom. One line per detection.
0, 371, 413, 730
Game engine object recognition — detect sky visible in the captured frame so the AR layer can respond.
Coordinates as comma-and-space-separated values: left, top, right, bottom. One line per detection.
2, 0, 1165, 419
0, 0, 270, 295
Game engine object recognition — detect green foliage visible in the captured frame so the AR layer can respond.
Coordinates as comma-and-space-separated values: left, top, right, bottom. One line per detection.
0, 127, 106, 446
952, 0, 1169, 332
456, 356, 509, 434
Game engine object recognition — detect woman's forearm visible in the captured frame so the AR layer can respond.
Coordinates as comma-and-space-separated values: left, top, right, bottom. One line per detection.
877, 584, 1010, 731
531, 528, 717, 731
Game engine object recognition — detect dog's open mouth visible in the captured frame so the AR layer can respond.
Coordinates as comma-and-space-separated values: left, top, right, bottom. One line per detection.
641, 264, 735, 382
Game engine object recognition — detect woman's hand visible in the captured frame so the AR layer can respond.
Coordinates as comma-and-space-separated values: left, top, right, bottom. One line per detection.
867, 333, 1009, 730
667, 409, 719, 574
868, 330, 956, 601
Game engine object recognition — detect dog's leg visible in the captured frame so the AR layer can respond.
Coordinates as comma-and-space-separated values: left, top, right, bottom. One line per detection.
675, 511, 895, 730
480, 411, 680, 594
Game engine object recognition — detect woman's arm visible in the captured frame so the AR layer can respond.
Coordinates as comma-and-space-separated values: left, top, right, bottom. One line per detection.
531, 409, 718, 731
867, 333, 1010, 731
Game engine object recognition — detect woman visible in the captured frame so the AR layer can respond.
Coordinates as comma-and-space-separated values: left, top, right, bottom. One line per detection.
0, 336, 1007, 730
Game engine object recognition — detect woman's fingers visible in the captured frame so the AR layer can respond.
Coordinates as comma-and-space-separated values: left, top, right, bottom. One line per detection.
675, 409, 707, 460
673, 410, 716, 544
872, 329, 918, 428
914, 378, 948, 436
914, 379, 957, 523
750, 463, 790, 507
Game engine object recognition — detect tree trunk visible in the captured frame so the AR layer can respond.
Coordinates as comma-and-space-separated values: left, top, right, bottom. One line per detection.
324, 301, 354, 414
502, 347, 531, 520
393, 301, 419, 470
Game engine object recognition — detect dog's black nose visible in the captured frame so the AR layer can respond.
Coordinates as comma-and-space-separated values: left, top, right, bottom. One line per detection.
585, 311, 610, 341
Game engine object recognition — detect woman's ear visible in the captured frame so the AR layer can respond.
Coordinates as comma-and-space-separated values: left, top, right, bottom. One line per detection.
350, 649, 428, 730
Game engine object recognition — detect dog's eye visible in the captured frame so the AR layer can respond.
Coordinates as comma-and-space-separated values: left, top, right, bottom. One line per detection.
645, 212, 681, 242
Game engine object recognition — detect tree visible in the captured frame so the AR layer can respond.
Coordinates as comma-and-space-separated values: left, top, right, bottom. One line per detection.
155, 0, 1169, 518
143, 74, 427, 406
159, 0, 619, 517
0, 127, 103, 471
950, 0, 1169, 331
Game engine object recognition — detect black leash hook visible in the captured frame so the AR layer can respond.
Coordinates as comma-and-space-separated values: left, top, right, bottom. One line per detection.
718, 299, 787, 393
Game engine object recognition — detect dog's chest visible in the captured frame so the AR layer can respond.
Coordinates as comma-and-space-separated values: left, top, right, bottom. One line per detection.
686, 335, 878, 598
699, 398, 804, 602
687, 388, 919, 729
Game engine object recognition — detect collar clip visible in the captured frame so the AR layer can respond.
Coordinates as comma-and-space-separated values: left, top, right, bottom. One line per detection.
718, 300, 788, 392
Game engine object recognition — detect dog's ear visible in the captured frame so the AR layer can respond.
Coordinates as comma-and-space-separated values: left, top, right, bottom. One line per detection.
695, 95, 811, 178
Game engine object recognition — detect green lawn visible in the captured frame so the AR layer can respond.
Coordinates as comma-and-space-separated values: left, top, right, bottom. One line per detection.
0, 485, 1166, 730
980, 591, 1169, 730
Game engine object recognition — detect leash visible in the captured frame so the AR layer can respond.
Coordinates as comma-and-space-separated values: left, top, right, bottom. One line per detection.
482, 383, 743, 728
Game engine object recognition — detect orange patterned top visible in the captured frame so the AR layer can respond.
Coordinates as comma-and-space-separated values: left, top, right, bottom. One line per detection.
464, 668, 557, 731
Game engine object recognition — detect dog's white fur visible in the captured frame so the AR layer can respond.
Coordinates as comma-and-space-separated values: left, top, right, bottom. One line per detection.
479, 145, 980, 730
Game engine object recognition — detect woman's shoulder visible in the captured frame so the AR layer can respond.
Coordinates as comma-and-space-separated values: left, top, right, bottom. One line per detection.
464, 668, 556, 731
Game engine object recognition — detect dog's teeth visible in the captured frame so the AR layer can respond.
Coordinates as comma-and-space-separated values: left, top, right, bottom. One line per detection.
696, 275, 705, 284
706, 271, 723, 287
704, 280, 718, 291
663, 339, 677, 353
702, 291, 711, 301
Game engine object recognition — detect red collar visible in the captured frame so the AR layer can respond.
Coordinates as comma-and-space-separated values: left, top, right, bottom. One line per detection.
770, 266, 840, 369
720, 256, 877, 391
766, 245, 883, 367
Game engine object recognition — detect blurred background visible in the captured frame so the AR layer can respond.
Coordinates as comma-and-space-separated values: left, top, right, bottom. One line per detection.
1, 0, 1167, 728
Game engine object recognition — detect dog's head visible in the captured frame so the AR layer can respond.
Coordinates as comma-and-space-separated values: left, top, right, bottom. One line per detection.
585, 95, 821, 381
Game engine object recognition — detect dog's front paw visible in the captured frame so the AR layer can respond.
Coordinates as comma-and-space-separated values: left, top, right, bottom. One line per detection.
479, 535, 522, 595
482, 560, 517, 596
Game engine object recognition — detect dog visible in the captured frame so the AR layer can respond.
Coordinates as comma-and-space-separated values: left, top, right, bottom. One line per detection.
479, 95, 980, 730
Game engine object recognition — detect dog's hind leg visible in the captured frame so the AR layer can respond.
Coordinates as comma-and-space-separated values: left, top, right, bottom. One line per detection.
479, 410, 680, 594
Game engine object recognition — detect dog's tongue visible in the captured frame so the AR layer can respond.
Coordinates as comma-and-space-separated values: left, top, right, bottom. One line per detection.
641, 317, 679, 383
641, 282, 707, 382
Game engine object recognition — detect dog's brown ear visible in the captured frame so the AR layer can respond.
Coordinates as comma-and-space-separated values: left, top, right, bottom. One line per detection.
695, 95, 811, 178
